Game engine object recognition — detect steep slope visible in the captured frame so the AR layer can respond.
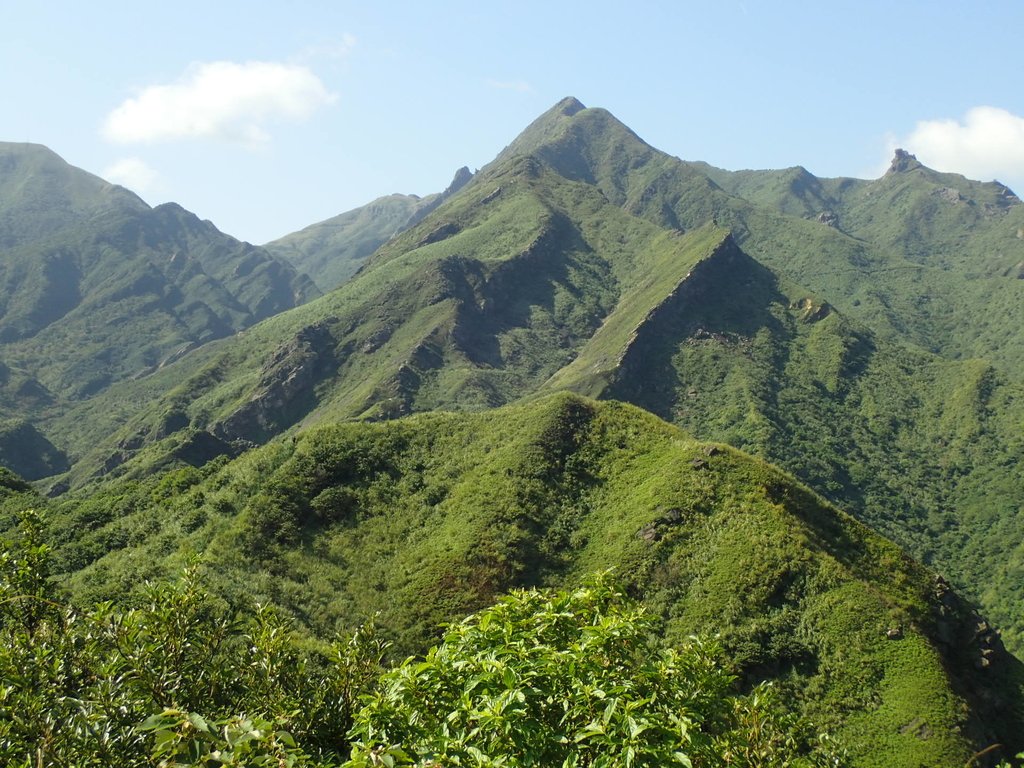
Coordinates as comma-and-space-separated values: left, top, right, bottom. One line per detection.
264, 166, 473, 291
541, 229, 1024, 651
0, 143, 320, 472
37, 395, 1024, 767
30, 99, 1024, 656
694, 151, 1024, 370
0, 141, 149, 244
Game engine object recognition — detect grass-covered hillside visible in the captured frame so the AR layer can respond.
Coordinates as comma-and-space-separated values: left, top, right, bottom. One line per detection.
5, 99, 1024, 763
0, 142, 320, 470
264, 167, 473, 291
20, 394, 1024, 766
33, 99, 1024, 660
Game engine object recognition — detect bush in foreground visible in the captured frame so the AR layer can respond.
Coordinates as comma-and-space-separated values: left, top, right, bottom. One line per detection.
344, 576, 842, 767
1, 510, 840, 766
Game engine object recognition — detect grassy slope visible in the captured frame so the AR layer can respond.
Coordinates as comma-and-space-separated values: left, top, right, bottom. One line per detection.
0, 143, 320, 471
264, 193, 429, 292
695, 154, 1024, 371
34, 394, 1024, 767
264, 168, 473, 292
540, 227, 1024, 651
31, 102, 1024, 660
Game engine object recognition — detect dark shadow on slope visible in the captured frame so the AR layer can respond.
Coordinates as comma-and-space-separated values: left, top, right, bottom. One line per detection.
606, 237, 791, 423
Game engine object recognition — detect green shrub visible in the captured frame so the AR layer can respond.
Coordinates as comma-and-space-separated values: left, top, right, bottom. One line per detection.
345, 575, 842, 767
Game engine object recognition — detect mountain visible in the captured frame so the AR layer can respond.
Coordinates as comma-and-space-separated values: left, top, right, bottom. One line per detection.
5, 100, 1024, 761
32, 394, 1024, 766
264, 166, 474, 291
694, 151, 1024, 369
0, 142, 320, 470
41, 99, 1024, 656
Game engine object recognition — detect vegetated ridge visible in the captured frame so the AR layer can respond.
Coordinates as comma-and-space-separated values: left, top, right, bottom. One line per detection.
2, 99, 1024, 764
264, 165, 474, 292
21, 394, 1024, 767
35, 98, 1024, 658
0, 142, 320, 475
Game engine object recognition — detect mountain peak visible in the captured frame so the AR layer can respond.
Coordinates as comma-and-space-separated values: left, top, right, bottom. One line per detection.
886, 148, 923, 174
444, 166, 474, 196
554, 96, 586, 116
492, 98, 591, 165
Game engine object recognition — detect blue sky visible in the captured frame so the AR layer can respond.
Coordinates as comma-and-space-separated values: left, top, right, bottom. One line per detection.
5, 1, 1024, 244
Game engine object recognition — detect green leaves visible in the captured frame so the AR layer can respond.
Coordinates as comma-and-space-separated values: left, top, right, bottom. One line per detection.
140, 709, 308, 767
0, 529, 384, 767
344, 576, 842, 767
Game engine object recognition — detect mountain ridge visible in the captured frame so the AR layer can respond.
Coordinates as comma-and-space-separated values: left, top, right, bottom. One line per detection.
31, 393, 1024, 766
4, 98, 1024, 763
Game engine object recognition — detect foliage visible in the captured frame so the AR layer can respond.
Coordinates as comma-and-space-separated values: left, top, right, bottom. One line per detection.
344, 575, 841, 767
28, 395, 1023, 765
0, 513, 849, 767
0, 510, 387, 767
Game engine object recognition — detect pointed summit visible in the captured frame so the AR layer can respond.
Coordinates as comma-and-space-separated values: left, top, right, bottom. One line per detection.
494, 97, 590, 162
886, 148, 923, 174
552, 96, 586, 117
443, 165, 474, 196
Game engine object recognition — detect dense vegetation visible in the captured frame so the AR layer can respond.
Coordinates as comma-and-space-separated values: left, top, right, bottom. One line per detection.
10, 395, 1021, 766
23, 99, 1022, 659
1, 510, 842, 767
0, 142, 318, 470
3, 98, 1024, 765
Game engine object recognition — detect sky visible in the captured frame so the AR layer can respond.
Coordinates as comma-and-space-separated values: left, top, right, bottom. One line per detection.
4, 1, 1024, 245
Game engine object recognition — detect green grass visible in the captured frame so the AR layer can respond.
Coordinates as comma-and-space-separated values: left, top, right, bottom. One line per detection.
26, 394, 1023, 766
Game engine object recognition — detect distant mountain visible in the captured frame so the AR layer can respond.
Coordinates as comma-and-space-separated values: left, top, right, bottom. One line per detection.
0, 142, 320, 469
264, 166, 473, 291
45, 98, 1024, 664
5, 98, 1024, 764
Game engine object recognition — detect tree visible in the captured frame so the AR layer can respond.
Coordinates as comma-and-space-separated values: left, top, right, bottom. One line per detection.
344, 576, 841, 767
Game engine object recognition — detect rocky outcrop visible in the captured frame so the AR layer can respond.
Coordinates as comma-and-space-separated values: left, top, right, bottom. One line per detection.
816, 210, 839, 227
934, 186, 964, 204
417, 221, 462, 247
929, 575, 1023, 758
214, 323, 337, 443
887, 148, 923, 174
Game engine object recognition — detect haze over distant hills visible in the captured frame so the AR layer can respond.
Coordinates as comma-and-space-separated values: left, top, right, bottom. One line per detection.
3, 98, 1024, 765
0, 142, 319, 477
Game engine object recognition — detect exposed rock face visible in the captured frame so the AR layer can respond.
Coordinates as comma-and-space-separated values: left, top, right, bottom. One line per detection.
929, 575, 1020, 753
934, 186, 964, 204
816, 210, 839, 227
214, 323, 337, 443
887, 148, 923, 174
417, 221, 462, 246
793, 297, 832, 323
636, 506, 688, 543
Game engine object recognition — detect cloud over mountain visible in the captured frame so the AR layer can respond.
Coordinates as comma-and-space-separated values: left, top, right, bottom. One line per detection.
103, 61, 336, 148
102, 156, 161, 196
899, 106, 1024, 189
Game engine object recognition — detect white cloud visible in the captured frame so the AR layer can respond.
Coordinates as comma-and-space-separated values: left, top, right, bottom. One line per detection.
103, 157, 161, 194
485, 79, 533, 93
895, 106, 1024, 186
103, 60, 336, 148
